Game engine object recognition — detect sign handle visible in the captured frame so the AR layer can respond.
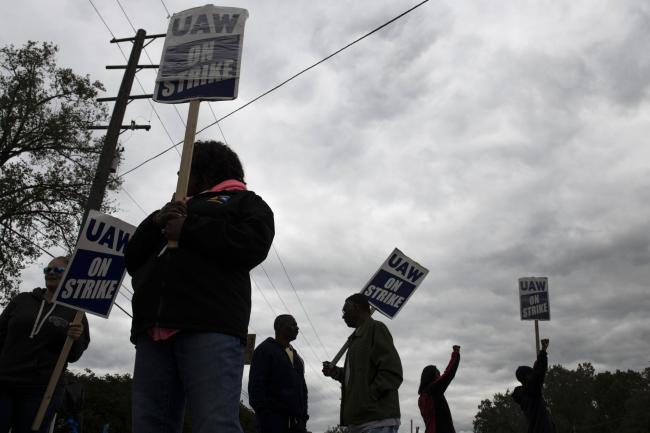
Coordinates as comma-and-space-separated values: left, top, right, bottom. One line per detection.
534, 319, 540, 355
168, 100, 201, 249
32, 310, 85, 431
330, 307, 375, 365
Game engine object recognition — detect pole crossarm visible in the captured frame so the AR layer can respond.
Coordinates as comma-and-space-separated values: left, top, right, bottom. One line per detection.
110, 33, 166, 43
88, 124, 151, 131
106, 65, 159, 69
97, 94, 153, 102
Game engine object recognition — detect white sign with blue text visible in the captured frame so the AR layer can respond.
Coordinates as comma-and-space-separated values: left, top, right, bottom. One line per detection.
53, 210, 135, 318
362, 248, 429, 319
153, 4, 249, 103
518, 277, 551, 321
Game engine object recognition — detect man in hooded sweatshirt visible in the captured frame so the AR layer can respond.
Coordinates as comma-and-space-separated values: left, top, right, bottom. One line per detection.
0, 256, 90, 433
418, 345, 461, 433
512, 338, 556, 433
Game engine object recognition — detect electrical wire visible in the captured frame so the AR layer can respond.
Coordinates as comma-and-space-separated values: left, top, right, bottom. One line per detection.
117, 0, 430, 178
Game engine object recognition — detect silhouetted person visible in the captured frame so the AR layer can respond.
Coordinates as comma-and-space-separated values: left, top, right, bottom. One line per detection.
322, 293, 403, 433
418, 345, 461, 433
126, 140, 275, 433
512, 338, 556, 433
0, 256, 89, 433
249, 315, 308, 433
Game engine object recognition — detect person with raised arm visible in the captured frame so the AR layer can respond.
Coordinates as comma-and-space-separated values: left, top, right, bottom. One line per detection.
512, 338, 557, 433
418, 345, 461, 433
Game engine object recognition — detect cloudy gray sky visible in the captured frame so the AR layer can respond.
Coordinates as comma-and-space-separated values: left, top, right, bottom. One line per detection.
4, 0, 650, 431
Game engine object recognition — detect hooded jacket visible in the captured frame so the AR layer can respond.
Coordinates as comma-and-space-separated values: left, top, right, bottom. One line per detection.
418, 351, 460, 433
512, 349, 556, 433
125, 189, 274, 342
248, 337, 308, 423
0, 288, 90, 387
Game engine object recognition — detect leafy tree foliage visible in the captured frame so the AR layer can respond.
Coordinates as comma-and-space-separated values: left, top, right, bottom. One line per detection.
473, 363, 650, 433
473, 390, 525, 433
0, 41, 118, 304
54, 369, 257, 433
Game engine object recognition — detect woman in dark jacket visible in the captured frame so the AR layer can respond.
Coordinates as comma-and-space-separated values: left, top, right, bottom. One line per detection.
0, 256, 90, 433
418, 345, 461, 433
126, 140, 275, 433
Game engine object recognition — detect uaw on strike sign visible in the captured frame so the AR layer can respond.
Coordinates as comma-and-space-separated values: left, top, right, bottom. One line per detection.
518, 277, 551, 321
154, 5, 249, 103
361, 248, 429, 319
53, 211, 135, 318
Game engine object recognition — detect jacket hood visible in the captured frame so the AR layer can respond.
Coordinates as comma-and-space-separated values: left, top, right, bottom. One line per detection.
30, 287, 47, 300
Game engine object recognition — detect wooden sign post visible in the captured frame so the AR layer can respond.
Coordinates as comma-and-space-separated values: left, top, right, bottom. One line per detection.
167, 100, 200, 248
32, 312, 83, 430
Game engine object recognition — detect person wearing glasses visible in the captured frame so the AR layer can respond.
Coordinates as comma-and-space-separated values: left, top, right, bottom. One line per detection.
0, 256, 90, 433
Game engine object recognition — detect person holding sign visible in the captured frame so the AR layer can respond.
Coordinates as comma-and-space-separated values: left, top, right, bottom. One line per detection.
417, 345, 461, 433
125, 140, 274, 433
0, 256, 90, 433
322, 294, 403, 433
512, 338, 557, 433
248, 315, 308, 433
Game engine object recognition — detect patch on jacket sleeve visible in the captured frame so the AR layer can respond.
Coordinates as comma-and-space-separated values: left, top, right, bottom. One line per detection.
207, 195, 231, 205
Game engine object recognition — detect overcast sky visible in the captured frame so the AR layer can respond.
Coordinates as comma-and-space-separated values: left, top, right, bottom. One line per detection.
4, 1, 650, 432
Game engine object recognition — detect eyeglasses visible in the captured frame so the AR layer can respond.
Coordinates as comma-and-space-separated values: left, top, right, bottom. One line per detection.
43, 267, 66, 274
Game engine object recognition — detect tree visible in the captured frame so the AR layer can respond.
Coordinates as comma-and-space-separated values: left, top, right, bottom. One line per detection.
0, 41, 118, 304
473, 391, 525, 433
472, 363, 650, 433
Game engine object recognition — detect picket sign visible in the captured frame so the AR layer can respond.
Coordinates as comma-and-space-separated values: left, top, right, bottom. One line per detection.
33, 212, 134, 429
518, 277, 551, 354
330, 248, 429, 365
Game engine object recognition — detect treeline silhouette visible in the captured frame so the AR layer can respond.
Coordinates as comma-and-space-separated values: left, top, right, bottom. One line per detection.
473, 363, 650, 433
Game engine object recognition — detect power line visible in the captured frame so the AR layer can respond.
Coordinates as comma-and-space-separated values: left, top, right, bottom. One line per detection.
271, 244, 330, 357
120, 185, 148, 216
258, 266, 326, 365
112, 0, 189, 144
252, 266, 341, 399
117, 0, 430, 178
157, 0, 171, 19
88, 0, 182, 159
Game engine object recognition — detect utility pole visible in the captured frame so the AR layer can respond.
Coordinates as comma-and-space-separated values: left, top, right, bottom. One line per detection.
82, 29, 147, 223
33, 28, 155, 431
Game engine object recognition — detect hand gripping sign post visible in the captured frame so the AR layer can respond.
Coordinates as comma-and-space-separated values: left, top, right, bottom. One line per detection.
154, 5, 248, 249
32, 211, 134, 429
518, 277, 551, 354
330, 248, 429, 364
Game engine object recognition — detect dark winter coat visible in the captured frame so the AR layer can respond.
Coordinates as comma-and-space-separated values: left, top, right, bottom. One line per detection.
125, 190, 274, 342
248, 337, 308, 432
418, 351, 460, 433
512, 349, 557, 433
0, 288, 90, 387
